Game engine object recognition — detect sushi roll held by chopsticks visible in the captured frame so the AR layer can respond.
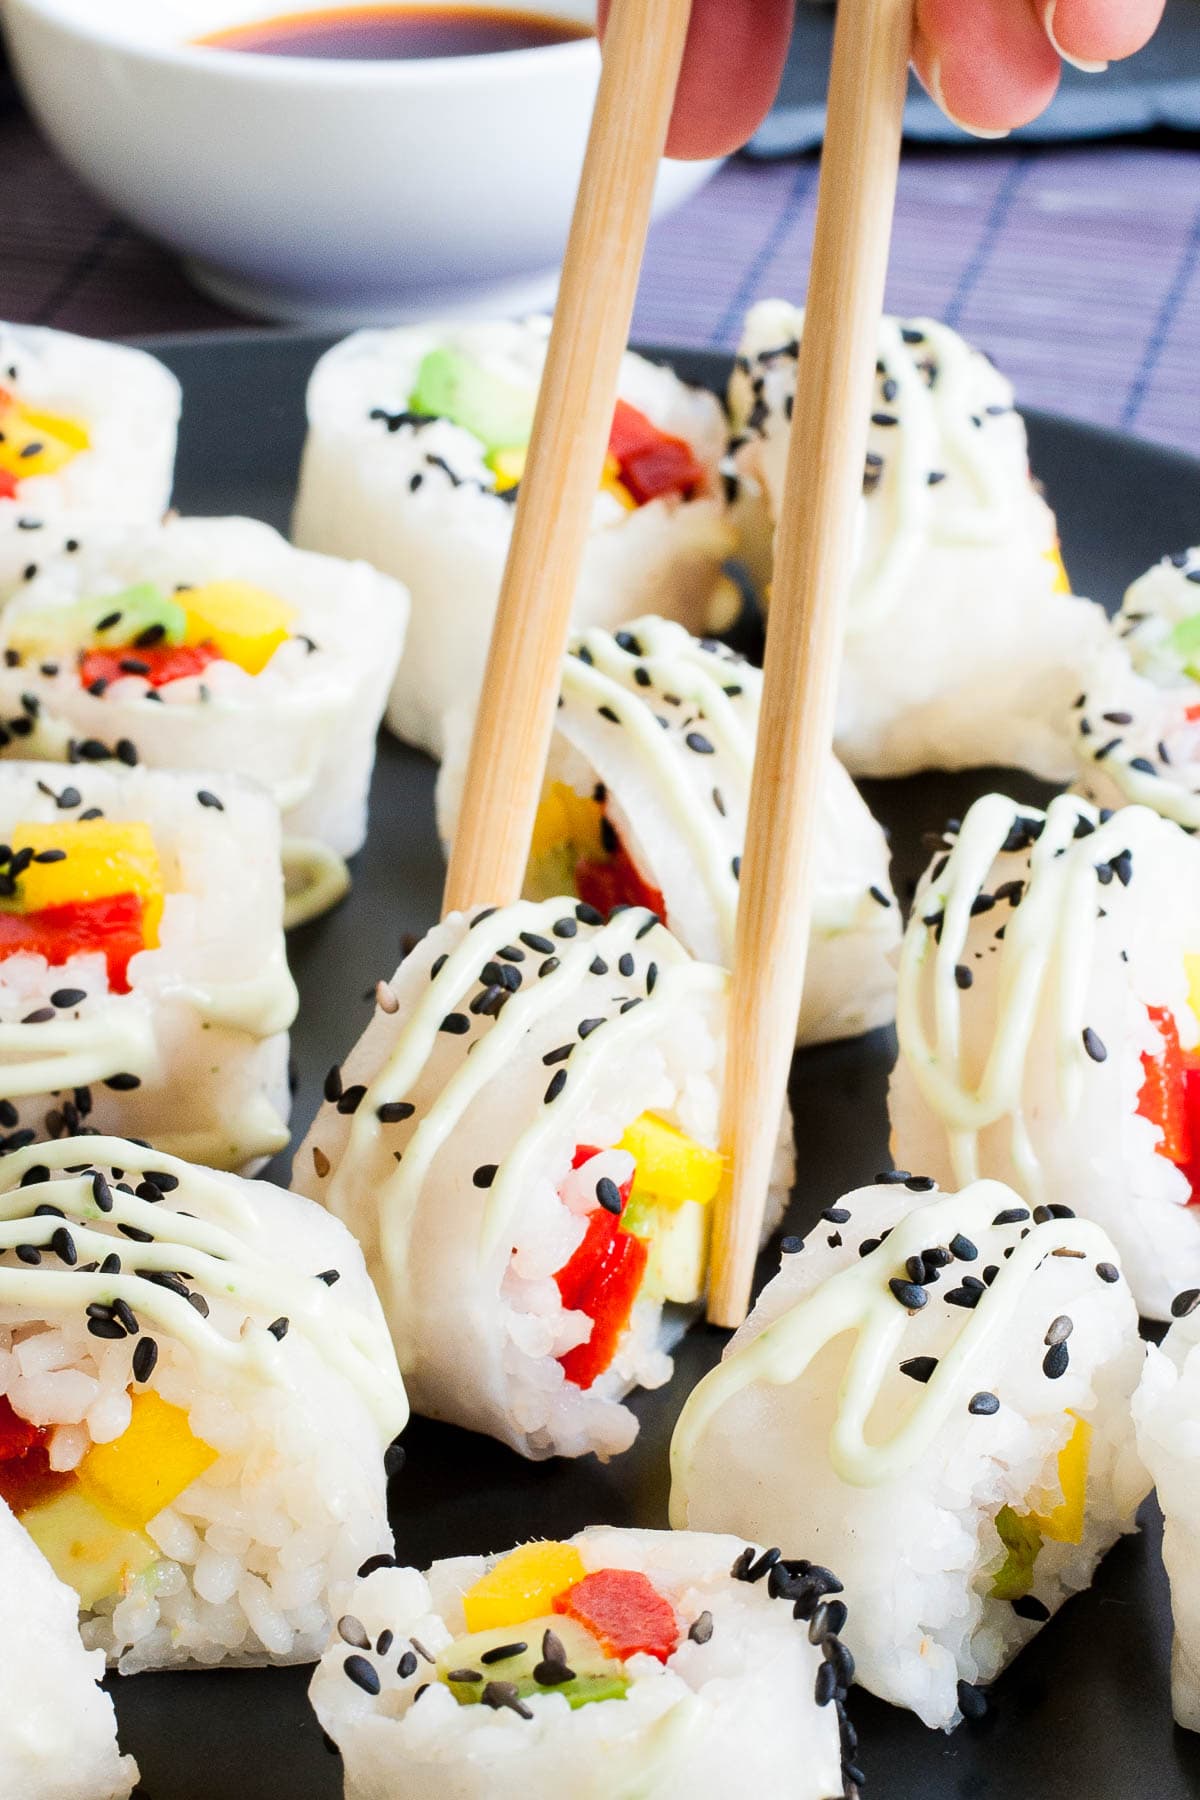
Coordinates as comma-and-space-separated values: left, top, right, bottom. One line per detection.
438, 616, 900, 1047
295, 899, 791, 1460
0, 761, 297, 1171
0, 1496, 137, 1799
0, 323, 179, 602
0, 1135, 407, 1673
889, 791, 1200, 1320
310, 1525, 860, 1799
0, 514, 408, 925
671, 1176, 1147, 1729
726, 301, 1107, 781
293, 318, 734, 761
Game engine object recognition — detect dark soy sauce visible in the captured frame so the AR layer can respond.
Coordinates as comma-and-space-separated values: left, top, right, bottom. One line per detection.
197, 5, 594, 59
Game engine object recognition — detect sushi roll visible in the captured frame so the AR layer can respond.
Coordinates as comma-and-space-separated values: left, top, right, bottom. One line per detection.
0, 324, 179, 602
0, 1498, 137, 1798
0, 760, 297, 1171
1132, 1288, 1200, 1731
0, 514, 408, 925
670, 1176, 1148, 1729
1071, 547, 1200, 831
0, 1133, 407, 1673
310, 1525, 859, 1799
295, 899, 791, 1460
292, 317, 735, 760
438, 616, 899, 1047
727, 300, 1107, 779
888, 790, 1200, 1321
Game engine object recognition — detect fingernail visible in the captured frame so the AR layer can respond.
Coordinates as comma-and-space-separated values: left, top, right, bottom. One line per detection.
1043, 1, 1108, 73
927, 56, 1012, 141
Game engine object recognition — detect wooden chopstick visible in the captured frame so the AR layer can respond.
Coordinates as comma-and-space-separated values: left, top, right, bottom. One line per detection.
441, 0, 695, 917
706, 0, 914, 1327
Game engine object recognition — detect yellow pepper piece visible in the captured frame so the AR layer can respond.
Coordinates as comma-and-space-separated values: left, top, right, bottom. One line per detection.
488, 445, 527, 493
1031, 1411, 1091, 1545
617, 1113, 724, 1208
1184, 953, 1200, 1032
530, 781, 605, 862
181, 581, 294, 675
0, 401, 90, 480
462, 1541, 587, 1633
21, 1486, 156, 1610
600, 454, 636, 511
1044, 544, 1071, 595
77, 1390, 217, 1531
5, 820, 164, 941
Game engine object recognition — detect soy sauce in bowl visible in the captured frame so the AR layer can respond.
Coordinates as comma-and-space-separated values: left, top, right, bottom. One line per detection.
196, 5, 594, 59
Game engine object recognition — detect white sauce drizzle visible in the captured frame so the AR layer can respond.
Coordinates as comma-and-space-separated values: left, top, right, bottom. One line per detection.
670, 1178, 1116, 1501
0, 1133, 407, 1439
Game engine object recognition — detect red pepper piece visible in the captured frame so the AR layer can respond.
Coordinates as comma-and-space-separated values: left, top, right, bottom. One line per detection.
608, 399, 705, 505
0, 469, 18, 501
1137, 1004, 1191, 1166
0, 891, 147, 993
554, 1567, 679, 1662
575, 845, 666, 924
79, 640, 220, 691
1187, 705, 1200, 724
1180, 1065, 1200, 1205
555, 1169, 645, 1391
0, 1396, 67, 1513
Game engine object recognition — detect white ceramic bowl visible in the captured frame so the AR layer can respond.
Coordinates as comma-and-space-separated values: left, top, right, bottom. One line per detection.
1, 0, 720, 324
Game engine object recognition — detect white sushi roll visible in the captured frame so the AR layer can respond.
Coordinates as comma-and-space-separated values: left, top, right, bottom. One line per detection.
0, 324, 179, 603
0, 514, 408, 924
728, 300, 1108, 779
888, 790, 1200, 1321
0, 1133, 407, 1674
671, 1176, 1148, 1730
1071, 547, 1200, 830
0, 1498, 137, 1799
1132, 1286, 1200, 1731
292, 318, 735, 760
295, 899, 791, 1461
438, 616, 899, 1046
0, 760, 297, 1171
310, 1525, 857, 1800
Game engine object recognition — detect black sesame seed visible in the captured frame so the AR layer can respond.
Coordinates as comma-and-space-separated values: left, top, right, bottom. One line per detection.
1171, 1288, 1200, 1318
480, 1641, 527, 1665
132, 1337, 158, 1383
103, 1073, 140, 1092
15, 1243, 40, 1265
874, 1170, 910, 1184
687, 1610, 713, 1645
50, 988, 87, 1009
1043, 1341, 1070, 1379
377, 1101, 415, 1123
481, 1681, 532, 1719
520, 932, 555, 954
336, 1085, 367, 1115
968, 1391, 1000, 1415
685, 731, 715, 754
595, 1176, 622, 1215
357, 1554, 397, 1578
343, 1655, 381, 1696
1082, 1026, 1107, 1063
1011, 1595, 1050, 1622
544, 1069, 567, 1104
957, 1679, 989, 1720
900, 1355, 938, 1383
992, 1206, 1030, 1226
397, 1650, 418, 1679
905, 1175, 936, 1192
889, 1278, 928, 1310
440, 1013, 470, 1035
1044, 1314, 1073, 1346
50, 1226, 76, 1265
577, 1017, 605, 1039
268, 1317, 289, 1340
822, 1207, 851, 1224
955, 965, 973, 990
1096, 1261, 1120, 1284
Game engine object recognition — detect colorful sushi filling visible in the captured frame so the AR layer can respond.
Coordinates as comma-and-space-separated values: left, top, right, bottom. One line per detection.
402, 345, 706, 509
0, 818, 163, 998
0, 387, 90, 500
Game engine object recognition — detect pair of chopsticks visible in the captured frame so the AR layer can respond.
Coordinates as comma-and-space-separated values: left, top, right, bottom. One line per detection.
444, 0, 913, 1327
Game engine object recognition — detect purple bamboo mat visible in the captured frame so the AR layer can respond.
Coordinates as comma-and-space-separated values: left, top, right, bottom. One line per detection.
1, 98, 1197, 457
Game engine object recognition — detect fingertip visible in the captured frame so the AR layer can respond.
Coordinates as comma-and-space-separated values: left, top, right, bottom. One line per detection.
1043, 0, 1166, 66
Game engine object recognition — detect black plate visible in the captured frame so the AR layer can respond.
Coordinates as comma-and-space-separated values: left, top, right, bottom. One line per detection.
109, 330, 1200, 1798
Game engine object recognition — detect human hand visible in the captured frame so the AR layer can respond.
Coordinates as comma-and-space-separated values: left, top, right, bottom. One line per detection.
598, 0, 1167, 159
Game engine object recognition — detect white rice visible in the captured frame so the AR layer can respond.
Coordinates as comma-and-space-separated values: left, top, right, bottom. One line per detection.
728, 300, 1108, 778
0, 760, 297, 1172
438, 616, 899, 1047
888, 790, 1200, 1321
0, 324, 179, 602
296, 900, 791, 1461
0, 1135, 407, 1673
292, 317, 734, 760
671, 1179, 1148, 1730
310, 1525, 852, 1799
0, 1497, 136, 1798
0, 515, 407, 885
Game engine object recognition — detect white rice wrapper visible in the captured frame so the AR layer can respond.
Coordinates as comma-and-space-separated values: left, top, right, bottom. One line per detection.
0, 1498, 137, 1799
0, 324, 179, 601
0, 1134, 407, 1673
729, 301, 1108, 779
0, 516, 407, 903
295, 899, 792, 1461
438, 617, 899, 1047
888, 790, 1200, 1321
310, 1525, 853, 1800
0, 760, 297, 1172
671, 1178, 1148, 1730
1132, 1293, 1200, 1731
1071, 547, 1200, 829
292, 318, 735, 760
